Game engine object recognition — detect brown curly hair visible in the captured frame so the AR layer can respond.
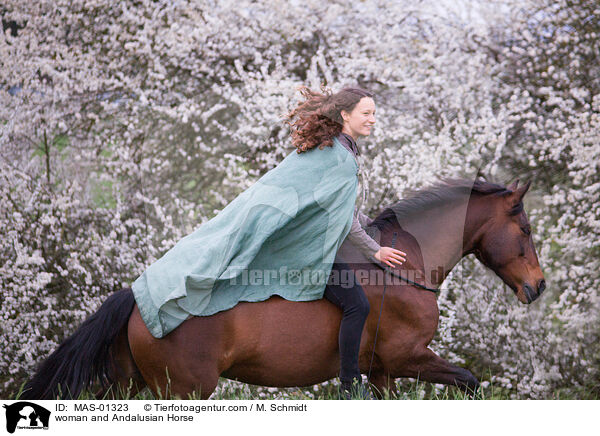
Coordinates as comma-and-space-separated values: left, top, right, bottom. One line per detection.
283, 84, 374, 153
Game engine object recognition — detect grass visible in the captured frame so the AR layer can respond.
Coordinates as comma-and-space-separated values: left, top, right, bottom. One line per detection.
14, 376, 517, 401
14, 364, 598, 400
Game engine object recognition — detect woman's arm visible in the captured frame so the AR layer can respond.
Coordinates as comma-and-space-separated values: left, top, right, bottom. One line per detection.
350, 208, 407, 267
346, 209, 380, 259
356, 209, 373, 228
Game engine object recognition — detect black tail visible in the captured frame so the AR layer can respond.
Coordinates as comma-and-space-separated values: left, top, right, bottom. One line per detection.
20, 288, 136, 400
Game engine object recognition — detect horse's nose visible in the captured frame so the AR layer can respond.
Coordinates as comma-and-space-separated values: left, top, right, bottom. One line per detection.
537, 279, 546, 295
523, 283, 536, 303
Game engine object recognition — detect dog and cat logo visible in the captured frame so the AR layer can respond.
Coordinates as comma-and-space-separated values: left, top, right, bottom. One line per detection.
2, 402, 50, 433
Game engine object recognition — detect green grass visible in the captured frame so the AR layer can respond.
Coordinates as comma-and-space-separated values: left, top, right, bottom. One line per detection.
14, 376, 517, 401
14, 367, 598, 400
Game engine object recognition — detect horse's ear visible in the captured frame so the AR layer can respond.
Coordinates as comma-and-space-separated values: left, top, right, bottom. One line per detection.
506, 180, 531, 205
503, 180, 531, 209
514, 180, 531, 202
507, 179, 519, 192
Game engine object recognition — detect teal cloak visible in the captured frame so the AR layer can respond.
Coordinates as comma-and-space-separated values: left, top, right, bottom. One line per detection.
131, 137, 359, 338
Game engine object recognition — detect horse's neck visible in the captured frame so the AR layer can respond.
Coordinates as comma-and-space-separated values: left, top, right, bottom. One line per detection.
394, 198, 483, 289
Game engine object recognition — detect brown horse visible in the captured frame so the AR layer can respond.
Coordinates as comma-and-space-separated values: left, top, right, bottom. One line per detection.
21, 178, 545, 400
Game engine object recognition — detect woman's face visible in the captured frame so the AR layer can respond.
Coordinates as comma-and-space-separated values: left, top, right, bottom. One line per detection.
341, 97, 376, 140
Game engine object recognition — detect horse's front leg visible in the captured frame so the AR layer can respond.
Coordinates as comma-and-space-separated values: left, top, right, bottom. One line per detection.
400, 348, 480, 395
368, 371, 398, 399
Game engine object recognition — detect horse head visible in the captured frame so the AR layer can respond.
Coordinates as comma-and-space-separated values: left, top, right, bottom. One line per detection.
471, 179, 546, 303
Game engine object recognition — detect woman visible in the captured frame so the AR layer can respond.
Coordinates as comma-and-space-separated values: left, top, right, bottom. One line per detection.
131, 84, 406, 399
285, 85, 406, 398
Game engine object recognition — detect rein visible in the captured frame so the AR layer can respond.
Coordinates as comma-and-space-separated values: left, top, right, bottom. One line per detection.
366, 232, 440, 388
371, 259, 440, 294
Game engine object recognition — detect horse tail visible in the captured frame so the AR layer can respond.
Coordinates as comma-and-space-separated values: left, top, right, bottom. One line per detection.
20, 287, 136, 400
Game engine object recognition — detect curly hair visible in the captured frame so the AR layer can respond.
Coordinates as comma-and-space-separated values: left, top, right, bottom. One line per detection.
283, 84, 374, 153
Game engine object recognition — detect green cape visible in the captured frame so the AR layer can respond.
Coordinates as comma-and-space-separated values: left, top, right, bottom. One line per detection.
131, 137, 359, 338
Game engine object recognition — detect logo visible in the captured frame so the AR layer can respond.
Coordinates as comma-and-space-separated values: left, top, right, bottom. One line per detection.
3, 402, 50, 433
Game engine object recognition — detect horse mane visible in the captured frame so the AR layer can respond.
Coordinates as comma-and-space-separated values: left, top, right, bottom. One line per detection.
370, 177, 512, 231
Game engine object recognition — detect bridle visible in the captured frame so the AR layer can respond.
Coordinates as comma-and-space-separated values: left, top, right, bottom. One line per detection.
366, 231, 440, 390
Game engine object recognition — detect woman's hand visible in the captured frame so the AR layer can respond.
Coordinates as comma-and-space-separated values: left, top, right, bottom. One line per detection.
374, 247, 406, 268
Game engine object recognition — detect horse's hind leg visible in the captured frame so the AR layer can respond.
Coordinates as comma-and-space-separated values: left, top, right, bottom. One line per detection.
127, 305, 225, 400
368, 371, 398, 399
178, 367, 220, 400
95, 323, 147, 399
139, 359, 221, 400
401, 348, 480, 395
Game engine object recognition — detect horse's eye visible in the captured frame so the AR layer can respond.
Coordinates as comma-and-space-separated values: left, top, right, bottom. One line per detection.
521, 227, 531, 236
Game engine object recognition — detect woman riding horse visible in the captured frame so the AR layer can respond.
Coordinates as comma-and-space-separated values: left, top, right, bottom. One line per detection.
128, 84, 406, 399
132, 87, 405, 397
283, 85, 406, 397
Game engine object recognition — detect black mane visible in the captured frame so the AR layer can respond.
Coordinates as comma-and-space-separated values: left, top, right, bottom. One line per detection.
370, 177, 511, 230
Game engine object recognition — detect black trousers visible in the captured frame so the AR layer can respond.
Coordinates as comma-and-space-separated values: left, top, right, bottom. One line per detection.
324, 260, 370, 385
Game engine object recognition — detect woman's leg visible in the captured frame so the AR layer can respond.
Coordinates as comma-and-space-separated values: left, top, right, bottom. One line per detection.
324, 260, 370, 390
